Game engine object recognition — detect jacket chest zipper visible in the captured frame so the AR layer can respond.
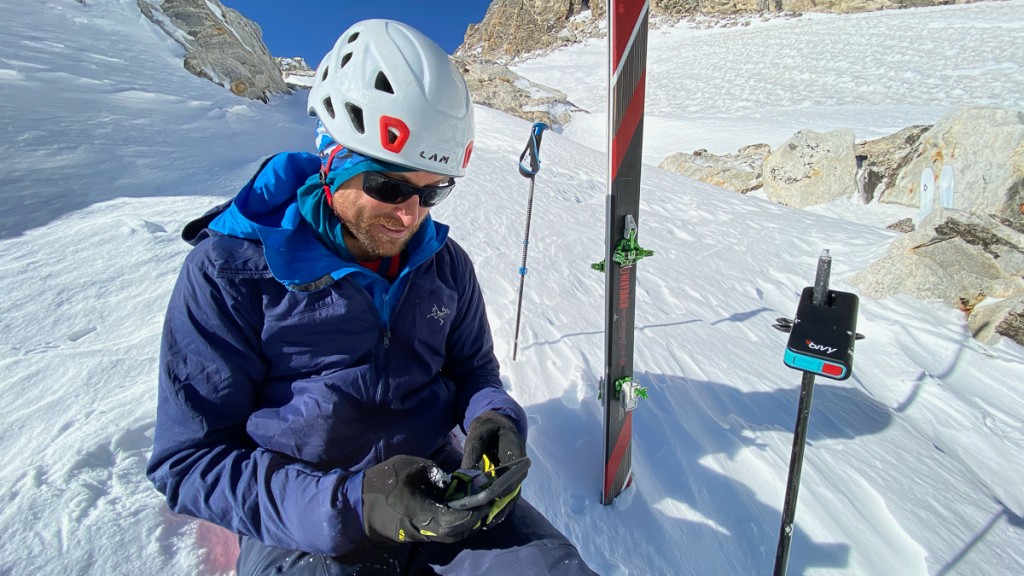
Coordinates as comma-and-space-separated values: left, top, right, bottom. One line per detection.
371, 276, 415, 404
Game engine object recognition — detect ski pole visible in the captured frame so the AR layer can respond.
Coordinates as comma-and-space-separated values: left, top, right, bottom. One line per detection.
512, 122, 549, 362
774, 250, 831, 576
773, 249, 860, 575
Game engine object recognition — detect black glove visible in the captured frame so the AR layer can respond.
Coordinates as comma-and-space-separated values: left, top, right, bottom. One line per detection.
361, 455, 488, 544
460, 411, 528, 527
461, 411, 527, 470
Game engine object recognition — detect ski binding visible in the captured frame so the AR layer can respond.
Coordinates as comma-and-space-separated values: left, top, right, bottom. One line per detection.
616, 377, 647, 411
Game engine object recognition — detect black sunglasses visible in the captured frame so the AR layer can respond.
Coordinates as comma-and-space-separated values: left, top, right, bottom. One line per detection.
361, 172, 455, 208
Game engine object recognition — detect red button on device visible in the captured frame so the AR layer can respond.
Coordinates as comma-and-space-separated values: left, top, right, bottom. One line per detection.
822, 363, 844, 377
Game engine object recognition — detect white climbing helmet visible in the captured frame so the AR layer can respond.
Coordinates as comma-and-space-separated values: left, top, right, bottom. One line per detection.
307, 19, 475, 177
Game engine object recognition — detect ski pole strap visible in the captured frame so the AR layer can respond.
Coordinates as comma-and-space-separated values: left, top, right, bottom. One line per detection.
518, 122, 549, 178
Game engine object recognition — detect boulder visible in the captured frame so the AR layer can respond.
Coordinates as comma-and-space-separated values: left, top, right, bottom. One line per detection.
658, 144, 770, 193
883, 107, 1024, 220
137, 0, 288, 102
969, 296, 1024, 347
453, 57, 581, 129
762, 128, 857, 207
854, 125, 930, 203
850, 209, 1024, 311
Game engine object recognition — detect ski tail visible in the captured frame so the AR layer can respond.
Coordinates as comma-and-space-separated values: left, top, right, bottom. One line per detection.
938, 165, 955, 209
601, 0, 650, 506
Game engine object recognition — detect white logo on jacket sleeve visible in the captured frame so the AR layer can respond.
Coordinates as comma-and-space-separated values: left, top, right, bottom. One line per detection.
428, 305, 451, 325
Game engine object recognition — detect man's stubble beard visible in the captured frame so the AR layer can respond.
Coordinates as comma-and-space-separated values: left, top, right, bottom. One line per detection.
336, 202, 421, 259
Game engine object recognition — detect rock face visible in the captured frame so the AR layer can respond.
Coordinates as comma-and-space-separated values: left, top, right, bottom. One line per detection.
137, 0, 288, 102
458, 0, 974, 61
657, 144, 769, 193
277, 57, 316, 89
850, 208, 1024, 345
454, 58, 581, 130
761, 129, 857, 208
458, 0, 594, 61
882, 108, 1024, 221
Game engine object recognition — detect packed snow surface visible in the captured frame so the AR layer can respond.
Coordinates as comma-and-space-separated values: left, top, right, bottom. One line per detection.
1, 0, 1022, 574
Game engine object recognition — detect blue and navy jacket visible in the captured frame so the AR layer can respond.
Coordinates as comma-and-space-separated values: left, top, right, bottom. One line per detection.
146, 152, 526, 555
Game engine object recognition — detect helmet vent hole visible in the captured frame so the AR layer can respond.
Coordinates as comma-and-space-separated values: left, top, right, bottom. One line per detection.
386, 128, 400, 145
345, 103, 365, 134
320, 66, 329, 81
347, 32, 360, 43
374, 72, 394, 94
322, 97, 336, 120
341, 52, 352, 68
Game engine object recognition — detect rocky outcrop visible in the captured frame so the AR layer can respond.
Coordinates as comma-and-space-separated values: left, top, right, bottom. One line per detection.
761, 128, 857, 208
137, 0, 288, 102
657, 144, 769, 193
660, 106, 1023, 221
457, 0, 977, 61
277, 57, 315, 89
850, 208, 1024, 346
882, 107, 1024, 221
458, 0, 594, 61
454, 57, 582, 130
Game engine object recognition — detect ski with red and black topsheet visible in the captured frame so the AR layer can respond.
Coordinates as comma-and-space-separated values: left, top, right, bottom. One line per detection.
598, 0, 652, 506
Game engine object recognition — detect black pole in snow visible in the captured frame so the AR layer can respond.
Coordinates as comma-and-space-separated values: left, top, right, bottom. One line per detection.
774, 250, 832, 576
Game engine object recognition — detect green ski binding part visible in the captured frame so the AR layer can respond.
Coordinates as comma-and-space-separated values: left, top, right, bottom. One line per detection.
592, 215, 654, 272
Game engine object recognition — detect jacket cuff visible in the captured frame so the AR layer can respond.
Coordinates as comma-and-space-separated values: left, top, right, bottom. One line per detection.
339, 470, 367, 547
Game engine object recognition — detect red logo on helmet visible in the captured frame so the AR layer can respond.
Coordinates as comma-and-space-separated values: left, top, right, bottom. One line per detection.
380, 116, 409, 153
463, 141, 474, 169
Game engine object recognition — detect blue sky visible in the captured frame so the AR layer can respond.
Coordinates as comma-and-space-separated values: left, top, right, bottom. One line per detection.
219, 0, 493, 67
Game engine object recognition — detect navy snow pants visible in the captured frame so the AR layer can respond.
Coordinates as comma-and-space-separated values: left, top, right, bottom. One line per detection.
236, 497, 596, 576
236, 442, 596, 576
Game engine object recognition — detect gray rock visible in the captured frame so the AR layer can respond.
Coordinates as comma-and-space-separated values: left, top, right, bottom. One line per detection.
969, 295, 1024, 347
458, 0, 593, 62
886, 218, 915, 233
855, 125, 930, 203
850, 209, 1024, 311
762, 128, 857, 207
453, 57, 582, 129
658, 144, 770, 193
884, 107, 1024, 220
137, 0, 289, 102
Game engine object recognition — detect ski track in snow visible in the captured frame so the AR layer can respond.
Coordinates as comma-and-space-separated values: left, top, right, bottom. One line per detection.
1, 0, 1024, 574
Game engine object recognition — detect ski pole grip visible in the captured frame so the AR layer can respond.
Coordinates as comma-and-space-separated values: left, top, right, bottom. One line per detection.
518, 122, 549, 178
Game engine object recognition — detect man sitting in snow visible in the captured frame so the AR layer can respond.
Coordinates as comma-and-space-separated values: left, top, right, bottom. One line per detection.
146, 19, 596, 576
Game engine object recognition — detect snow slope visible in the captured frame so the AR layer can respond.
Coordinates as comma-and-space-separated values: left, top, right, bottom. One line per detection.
1, 0, 1022, 575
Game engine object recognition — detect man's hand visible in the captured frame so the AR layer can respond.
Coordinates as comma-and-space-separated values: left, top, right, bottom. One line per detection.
461, 411, 526, 470
459, 411, 528, 527
361, 455, 487, 544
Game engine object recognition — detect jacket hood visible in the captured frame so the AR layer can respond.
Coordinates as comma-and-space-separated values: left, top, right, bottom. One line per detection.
207, 152, 449, 291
